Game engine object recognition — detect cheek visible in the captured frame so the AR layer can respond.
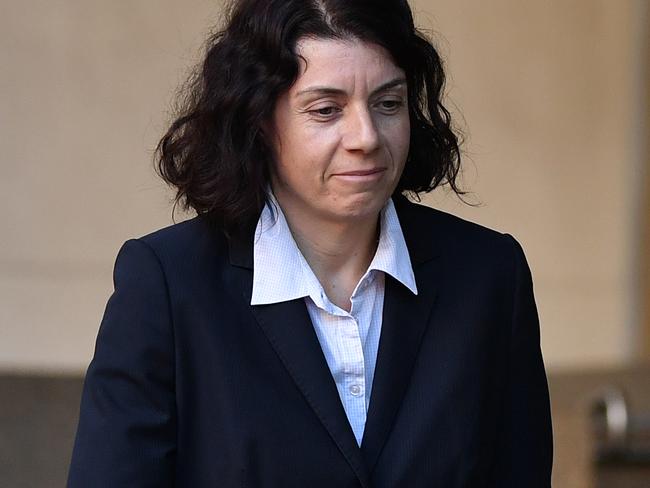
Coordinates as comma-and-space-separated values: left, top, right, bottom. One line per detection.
386, 117, 411, 166
273, 135, 328, 188
294, 127, 339, 169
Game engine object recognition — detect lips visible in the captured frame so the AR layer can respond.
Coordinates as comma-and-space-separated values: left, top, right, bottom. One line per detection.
333, 168, 386, 176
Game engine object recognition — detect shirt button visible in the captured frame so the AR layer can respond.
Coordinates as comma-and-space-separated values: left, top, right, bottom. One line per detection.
349, 384, 363, 396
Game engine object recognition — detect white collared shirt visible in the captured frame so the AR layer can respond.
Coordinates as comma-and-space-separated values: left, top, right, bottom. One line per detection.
251, 197, 417, 446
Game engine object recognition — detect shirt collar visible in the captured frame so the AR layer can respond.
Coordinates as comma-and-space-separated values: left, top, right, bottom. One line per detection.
369, 198, 418, 295
250, 195, 417, 306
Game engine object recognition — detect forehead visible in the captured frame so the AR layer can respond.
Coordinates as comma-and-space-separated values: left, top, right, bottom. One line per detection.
291, 38, 405, 92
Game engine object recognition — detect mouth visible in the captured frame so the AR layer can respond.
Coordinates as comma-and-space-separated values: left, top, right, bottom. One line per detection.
332, 168, 387, 182
335, 168, 386, 176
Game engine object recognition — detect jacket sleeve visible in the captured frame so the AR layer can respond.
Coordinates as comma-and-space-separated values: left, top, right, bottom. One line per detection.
487, 235, 554, 486
67, 239, 176, 488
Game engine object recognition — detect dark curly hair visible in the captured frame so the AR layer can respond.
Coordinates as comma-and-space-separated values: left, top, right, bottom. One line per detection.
156, 0, 463, 232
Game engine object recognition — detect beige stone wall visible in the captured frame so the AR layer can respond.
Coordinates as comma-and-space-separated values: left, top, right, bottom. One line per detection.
1, 0, 647, 372
0, 0, 223, 372
414, 0, 648, 369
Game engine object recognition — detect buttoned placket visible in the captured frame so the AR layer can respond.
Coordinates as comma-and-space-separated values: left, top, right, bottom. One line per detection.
320, 272, 373, 445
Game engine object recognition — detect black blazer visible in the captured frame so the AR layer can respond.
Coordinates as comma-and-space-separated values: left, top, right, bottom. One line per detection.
68, 197, 553, 487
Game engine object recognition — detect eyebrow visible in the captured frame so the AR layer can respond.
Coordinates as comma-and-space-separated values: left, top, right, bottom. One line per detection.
295, 77, 407, 98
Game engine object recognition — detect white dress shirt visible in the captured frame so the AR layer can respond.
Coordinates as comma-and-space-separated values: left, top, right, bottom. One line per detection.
250, 196, 417, 446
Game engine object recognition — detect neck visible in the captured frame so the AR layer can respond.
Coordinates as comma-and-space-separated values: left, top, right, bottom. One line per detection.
274, 198, 381, 311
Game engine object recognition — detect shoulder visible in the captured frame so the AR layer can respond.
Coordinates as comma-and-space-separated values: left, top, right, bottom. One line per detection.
112, 216, 229, 286
395, 196, 520, 263
395, 198, 534, 307
396, 197, 500, 236
133, 215, 226, 260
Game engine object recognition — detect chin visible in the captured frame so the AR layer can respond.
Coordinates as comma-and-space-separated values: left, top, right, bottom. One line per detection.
335, 192, 389, 221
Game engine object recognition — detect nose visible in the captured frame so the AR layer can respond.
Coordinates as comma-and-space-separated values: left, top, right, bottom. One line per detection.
341, 105, 380, 154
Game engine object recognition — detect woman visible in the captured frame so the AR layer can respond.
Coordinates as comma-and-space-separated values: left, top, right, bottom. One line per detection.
68, 0, 553, 486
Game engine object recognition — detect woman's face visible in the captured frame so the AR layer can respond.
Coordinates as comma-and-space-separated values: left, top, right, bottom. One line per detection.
269, 38, 410, 224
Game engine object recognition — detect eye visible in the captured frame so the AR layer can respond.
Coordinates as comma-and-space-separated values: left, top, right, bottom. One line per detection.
376, 99, 404, 113
307, 104, 342, 121
315, 106, 336, 116
307, 105, 342, 122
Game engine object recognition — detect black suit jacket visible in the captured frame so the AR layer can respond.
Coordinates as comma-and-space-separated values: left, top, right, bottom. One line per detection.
68, 197, 553, 487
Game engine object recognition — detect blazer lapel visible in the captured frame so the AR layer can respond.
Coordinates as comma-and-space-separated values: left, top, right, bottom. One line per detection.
226, 224, 371, 488
361, 197, 441, 472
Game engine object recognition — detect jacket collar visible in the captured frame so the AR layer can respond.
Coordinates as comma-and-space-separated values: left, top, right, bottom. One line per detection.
225, 195, 441, 485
